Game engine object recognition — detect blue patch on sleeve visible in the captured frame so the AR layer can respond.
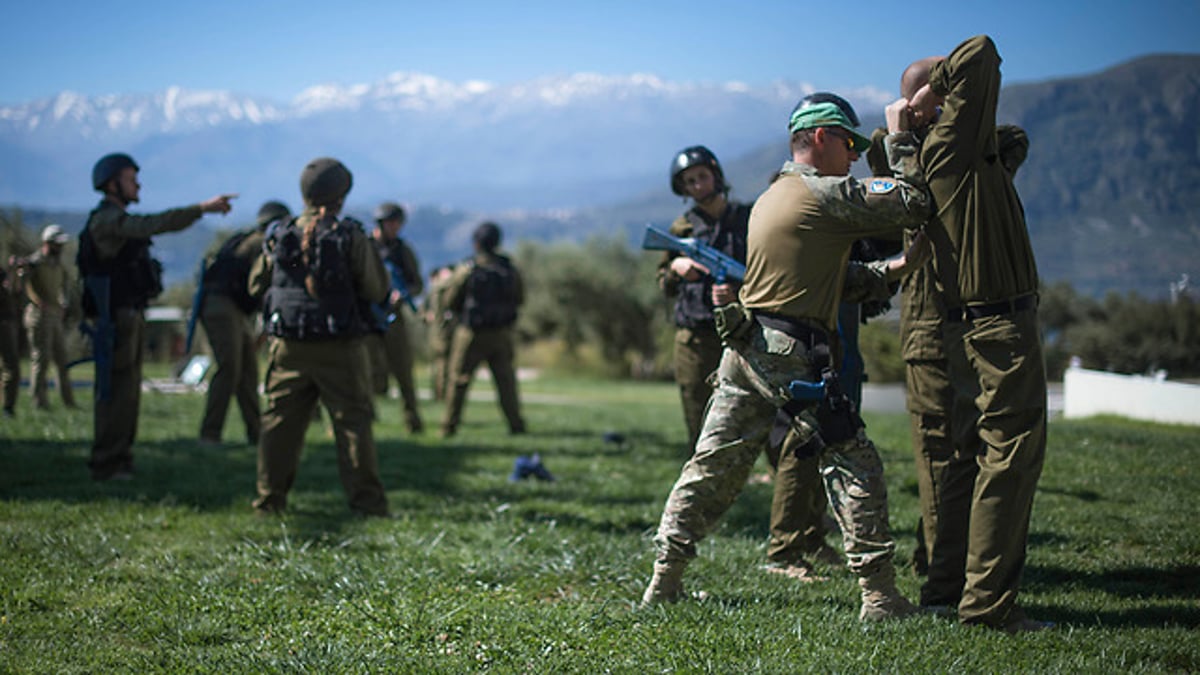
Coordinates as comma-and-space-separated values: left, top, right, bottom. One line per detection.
869, 179, 896, 194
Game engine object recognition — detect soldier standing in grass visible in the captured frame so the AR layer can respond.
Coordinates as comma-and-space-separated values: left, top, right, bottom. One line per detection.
642, 93, 932, 621
79, 152, 235, 482
251, 157, 391, 517
20, 225, 77, 410
900, 35, 1051, 633
0, 260, 23, 417
439, 222, 525, 438
423, 265, 457, 402
368, 201, 425, 434
197, 200, 291, 446
659, 145, 841, 580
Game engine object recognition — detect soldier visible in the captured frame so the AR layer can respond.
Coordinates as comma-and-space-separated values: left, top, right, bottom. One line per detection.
642, 93, 932, 621
900, 35, 1051, 633
79, 152, 234, 481
659, 145, 839, 580
659, 145, 750, 454
867, 122, 1029, 611
439, 222, 525, 438
19, 225, 77, 410
0, 260, 22, 416
368, 201, 425, 433
423, 265, 457, 402
251, 157, 391, 517
197, 200, 291, 446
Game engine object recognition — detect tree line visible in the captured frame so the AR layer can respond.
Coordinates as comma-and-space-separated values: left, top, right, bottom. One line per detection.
3, 208, 1197, 382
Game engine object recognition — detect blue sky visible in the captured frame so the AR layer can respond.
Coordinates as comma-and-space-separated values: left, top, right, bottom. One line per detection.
3, 0, 1198, 105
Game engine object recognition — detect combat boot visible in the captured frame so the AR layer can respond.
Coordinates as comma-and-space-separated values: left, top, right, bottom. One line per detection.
640, 560, 687, 606
858, 565, 919, 621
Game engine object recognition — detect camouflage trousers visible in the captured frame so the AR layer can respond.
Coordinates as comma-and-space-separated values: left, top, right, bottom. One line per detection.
652, 322, 896, 577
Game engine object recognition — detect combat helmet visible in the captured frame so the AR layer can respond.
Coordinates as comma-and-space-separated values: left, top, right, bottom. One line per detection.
92, 152, 139, 191
299, 157, 353, 207
374, 201, 406, 224
256, 200, 292, 227
788, 92, 870, 152
669, 145, 727, 197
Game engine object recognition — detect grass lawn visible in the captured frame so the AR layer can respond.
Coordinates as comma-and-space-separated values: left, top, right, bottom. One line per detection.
1, 371, 1198, 672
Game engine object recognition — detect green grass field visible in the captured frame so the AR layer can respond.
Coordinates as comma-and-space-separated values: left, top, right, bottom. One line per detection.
1, 372, 1198, 673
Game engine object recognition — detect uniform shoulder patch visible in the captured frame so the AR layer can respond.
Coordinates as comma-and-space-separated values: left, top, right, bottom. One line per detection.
868, 178, 897, 194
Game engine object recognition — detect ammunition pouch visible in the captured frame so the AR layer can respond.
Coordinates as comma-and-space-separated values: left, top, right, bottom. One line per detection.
713, 301, 754, 344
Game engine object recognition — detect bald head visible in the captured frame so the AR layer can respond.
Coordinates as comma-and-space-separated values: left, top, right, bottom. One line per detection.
901, 56, 943, 100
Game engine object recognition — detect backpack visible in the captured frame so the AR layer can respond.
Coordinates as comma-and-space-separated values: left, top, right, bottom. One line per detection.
461, 256, 518, 330
202, 229, 257, 313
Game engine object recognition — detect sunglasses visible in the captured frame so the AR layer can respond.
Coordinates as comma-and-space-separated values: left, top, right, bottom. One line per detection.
824, 127, 855, 152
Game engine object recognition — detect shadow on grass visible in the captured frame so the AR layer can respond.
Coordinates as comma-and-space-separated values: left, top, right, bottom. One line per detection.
1030, 563, 1200, 600
0, 434, 478, 520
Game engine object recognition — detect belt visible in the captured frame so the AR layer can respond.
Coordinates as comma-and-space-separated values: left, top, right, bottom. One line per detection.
751, 311, 829, 346
946, 293, 1038, 323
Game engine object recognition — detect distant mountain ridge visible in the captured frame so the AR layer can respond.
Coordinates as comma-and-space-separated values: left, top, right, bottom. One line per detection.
4, 55, 1199, 298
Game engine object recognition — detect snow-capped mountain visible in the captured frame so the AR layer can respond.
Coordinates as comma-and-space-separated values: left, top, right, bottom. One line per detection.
0, 72, 891, 212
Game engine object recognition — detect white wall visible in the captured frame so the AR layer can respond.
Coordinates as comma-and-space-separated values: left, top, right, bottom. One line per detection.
1063, 366, 1200, 426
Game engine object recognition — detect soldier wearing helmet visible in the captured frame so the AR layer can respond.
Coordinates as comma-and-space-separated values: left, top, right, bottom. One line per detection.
249, 158, 392, 518
196, 200, 293, 447
78, 152, 235, 482
366, 200, 425, 434
644, 92, 935, 623
659, 145, 747, 454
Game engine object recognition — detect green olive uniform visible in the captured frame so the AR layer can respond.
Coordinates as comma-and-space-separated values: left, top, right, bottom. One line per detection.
0, 268, 21, 414
199, 229, 265, 444
658, 204, 750, 452
440, 251, 525, 436
922, 34, 1047, 629
423, 272, 458, 402
83, 199, 205, 480
250, 210, 391, 516
649, 135, 930, 594
22, 251, 76, 408
368, 236, 424, 432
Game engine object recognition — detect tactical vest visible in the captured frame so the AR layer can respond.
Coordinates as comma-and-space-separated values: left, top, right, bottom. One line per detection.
203, 228, 259, 313
461, 255, 518, 330
674, 203, 749, 329
262, 218, 371, 340
76, 216, 163, 317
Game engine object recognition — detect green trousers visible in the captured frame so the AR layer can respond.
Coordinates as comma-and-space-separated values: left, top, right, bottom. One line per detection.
254, 336, 388, 517
198, 294, 261, 444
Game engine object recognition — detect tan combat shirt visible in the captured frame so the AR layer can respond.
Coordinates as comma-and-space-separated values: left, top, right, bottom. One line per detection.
23, 252, 69, 312
740, 132, 931, 333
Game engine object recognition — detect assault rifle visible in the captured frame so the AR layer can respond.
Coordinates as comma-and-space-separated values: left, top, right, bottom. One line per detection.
72, 276, 115, 402
373, 260, 418, 328
641, 225, 746, 283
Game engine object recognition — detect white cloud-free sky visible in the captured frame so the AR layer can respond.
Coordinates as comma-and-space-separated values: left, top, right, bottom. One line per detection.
4, 0, 1198, 105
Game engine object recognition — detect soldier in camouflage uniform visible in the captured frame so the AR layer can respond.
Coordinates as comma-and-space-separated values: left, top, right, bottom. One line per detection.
368, 201, 425, 433
20, 225, 77, 409
80, 152, 235, 481
251, 158, 391, 517
642, 93, 932, 621
901, 35, 1050, 633
0, 261, 22, 416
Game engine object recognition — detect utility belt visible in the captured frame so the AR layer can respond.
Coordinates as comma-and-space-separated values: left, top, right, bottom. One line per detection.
751, 311, 862, 457
946, 293, 1037, 323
